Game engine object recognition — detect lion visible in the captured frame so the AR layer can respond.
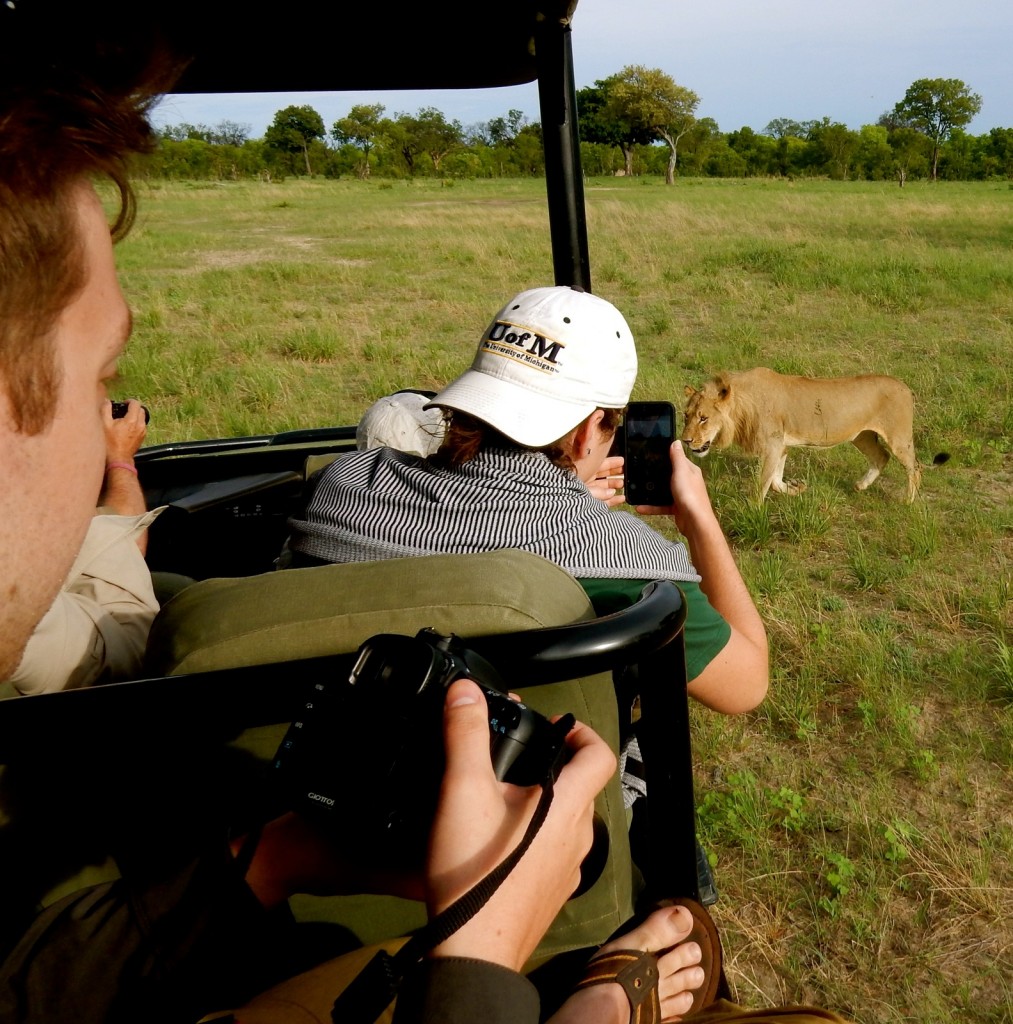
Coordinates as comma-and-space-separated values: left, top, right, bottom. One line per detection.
681, 368, 940, 502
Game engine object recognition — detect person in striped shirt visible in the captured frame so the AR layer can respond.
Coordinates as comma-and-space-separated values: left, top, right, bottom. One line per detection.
287, 286, 768, 724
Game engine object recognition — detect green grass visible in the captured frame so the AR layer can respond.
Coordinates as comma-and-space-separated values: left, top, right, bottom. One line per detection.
109, 175, 1013, 1024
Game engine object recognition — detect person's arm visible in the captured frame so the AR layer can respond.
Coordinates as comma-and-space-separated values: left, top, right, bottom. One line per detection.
7, 513, 160, 693
238, 680, 616, 1024
100, 399, 149, 550
636, 440, 768, 714
423, 679, 616, 969
394, 958, 540, 1024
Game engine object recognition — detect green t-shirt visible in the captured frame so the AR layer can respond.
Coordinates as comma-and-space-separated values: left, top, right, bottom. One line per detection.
577, 577, 730, 683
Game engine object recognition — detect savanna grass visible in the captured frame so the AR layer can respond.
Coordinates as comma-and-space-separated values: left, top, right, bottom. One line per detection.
109, 175, 1013, 1024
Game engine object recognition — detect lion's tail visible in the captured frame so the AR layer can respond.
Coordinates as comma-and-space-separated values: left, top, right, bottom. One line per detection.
930, 452, 951, 467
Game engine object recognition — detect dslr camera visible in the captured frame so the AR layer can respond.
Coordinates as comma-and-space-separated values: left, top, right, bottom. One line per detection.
111, 400, 151, 424
272, 627, 575, 868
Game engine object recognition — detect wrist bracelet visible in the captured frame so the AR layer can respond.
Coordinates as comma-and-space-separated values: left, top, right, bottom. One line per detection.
106, 461, 138, 475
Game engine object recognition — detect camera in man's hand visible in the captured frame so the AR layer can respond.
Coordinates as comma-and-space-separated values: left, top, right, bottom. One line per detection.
272, 628, 575, 869
111, 399, 151, 424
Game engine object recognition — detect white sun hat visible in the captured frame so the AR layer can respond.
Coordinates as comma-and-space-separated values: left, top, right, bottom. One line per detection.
356, 391, 446, 457
426, 286, 637, 447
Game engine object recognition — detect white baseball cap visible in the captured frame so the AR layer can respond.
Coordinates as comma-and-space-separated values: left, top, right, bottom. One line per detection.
356, 391, 446, 457
427, 286, 637, 447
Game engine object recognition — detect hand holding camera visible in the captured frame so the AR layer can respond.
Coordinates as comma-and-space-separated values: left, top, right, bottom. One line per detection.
105, 399, 150, 470
427, 677, 616, 969
272, 628, 578, 870
111, 399, 151, 424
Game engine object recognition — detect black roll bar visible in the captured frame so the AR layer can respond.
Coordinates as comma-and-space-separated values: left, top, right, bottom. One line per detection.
535, 8, 592, 291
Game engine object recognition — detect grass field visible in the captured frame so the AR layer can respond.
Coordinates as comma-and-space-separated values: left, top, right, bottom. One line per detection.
114, 175, 1012, 1023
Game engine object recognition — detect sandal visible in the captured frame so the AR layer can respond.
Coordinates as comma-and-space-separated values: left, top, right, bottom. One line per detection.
574, 896, 722, 1023
575, 948, 662, 1024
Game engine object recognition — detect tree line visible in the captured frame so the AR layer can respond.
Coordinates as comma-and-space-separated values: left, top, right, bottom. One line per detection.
144, 71, 1013, 184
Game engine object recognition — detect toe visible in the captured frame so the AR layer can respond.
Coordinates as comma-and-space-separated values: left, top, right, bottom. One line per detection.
598, 905, 694, 959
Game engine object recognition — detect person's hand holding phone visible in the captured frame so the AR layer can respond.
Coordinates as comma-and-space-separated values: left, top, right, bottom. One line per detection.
587, 454, 625, 507
633, 440, 718, 536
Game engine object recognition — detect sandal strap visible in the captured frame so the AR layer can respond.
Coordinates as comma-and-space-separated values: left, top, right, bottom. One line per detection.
575, 949, 661, 1024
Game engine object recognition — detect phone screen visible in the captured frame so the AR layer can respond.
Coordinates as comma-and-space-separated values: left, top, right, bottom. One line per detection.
623, 401, 675, 506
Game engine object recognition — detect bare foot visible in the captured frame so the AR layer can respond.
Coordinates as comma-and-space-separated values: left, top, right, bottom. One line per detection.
546, 905, 706, 1024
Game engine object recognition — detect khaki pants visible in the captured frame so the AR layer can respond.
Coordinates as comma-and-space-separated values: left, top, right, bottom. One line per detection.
202, 939, 409, 1024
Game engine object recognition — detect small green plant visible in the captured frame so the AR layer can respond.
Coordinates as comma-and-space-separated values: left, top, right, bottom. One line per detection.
818, 851, 857, 917
696, 770, 767, 848
910, 747, 938, 781
769, 786, 810, 833
882, 818, 919, 862
856, 697, 877, 729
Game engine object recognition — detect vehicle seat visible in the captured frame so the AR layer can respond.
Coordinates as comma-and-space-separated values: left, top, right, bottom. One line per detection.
142, 548, 635, 964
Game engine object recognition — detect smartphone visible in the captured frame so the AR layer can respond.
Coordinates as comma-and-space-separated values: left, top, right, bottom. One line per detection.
621, 401, 675, 506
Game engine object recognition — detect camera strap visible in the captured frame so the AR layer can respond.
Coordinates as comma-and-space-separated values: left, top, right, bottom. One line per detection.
330, 714, 574, 1024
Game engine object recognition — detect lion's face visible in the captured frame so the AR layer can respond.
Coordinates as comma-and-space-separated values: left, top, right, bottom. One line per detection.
681, 386, 725, 457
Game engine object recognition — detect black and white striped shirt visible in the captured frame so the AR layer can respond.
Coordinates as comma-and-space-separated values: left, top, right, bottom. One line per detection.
289, 446, 700, 583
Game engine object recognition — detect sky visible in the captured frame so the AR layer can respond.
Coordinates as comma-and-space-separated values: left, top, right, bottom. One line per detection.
150, 0, 1013, 140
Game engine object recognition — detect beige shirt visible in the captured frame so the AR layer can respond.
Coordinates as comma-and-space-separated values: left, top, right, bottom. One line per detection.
6, 508, 164, 695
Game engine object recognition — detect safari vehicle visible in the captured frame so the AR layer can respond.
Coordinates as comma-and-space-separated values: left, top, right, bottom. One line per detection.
1, 0, 729, 1012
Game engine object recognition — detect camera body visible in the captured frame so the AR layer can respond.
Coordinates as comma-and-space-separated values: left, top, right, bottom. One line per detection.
111, 400, 151, 425
272, 628, 574, 868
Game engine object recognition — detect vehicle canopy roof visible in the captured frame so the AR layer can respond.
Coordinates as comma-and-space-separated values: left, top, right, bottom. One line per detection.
169, 0, 580, 94
3, 0, 589, 284
2, 0, 578, 92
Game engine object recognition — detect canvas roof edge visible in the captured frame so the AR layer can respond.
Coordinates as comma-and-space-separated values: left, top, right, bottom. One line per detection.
166, 1, 581, 94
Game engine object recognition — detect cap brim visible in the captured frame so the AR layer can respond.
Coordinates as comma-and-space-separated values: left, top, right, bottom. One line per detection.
428, 370, 595, 448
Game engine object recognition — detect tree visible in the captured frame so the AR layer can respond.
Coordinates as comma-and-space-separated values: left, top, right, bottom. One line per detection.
888, 126, 931, 186
806, 118, 859, 179
486, 109, 527, 146
985, 127, 1013, 179
332, 104, 385, 178
763, 118, 809, 140
265, 104, 326, 175
853, 124, 895, 181
210, 120, 252, 147
413, 107, 463, 173
383, 108, 462, 176
577, 78, 655, 177
676, 117, 722, 176
606, 65, 700, 184
158, 122, 212, 142
891, 78, 982, 180
726, 126, 778, 176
